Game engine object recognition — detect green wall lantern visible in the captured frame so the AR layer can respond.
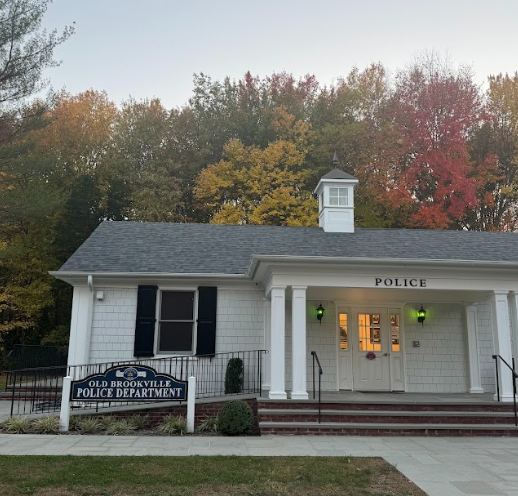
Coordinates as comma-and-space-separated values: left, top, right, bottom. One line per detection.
316, 303, 325, 325
417, 306, 426, 326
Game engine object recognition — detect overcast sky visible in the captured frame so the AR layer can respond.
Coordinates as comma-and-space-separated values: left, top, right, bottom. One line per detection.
41, 0, 518, 109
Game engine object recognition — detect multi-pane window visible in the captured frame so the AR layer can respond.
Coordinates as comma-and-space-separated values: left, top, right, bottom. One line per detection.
391, 314, 400, 352
329, 187, 348, 206
358, 314, 381, 352
339, 313, 348, 350
158, 291, 195, 353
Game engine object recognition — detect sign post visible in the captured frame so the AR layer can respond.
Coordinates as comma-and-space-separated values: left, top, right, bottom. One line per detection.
60, 376, 72, 432
187, 376, 196, 433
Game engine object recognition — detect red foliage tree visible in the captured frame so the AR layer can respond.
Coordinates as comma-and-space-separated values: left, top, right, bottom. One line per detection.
387, 59, 482, 228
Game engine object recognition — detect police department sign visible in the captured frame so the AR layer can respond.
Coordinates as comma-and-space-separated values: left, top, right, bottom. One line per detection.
71, 365, 187, 401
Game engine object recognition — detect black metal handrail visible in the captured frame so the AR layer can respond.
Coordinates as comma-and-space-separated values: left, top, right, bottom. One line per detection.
311, 351, 323, 423
5, 344, 67, 370
492, 354, 518, 426
2, 349, 268, 417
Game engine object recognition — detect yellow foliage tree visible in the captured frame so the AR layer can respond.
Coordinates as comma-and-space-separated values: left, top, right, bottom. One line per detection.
194, 108, 318, 226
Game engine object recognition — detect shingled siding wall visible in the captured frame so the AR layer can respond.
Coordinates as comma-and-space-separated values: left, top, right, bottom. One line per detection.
404, 303, 469, 393
90, 288, 138, 362
89, 287, 265, 364
477, 301, 496, 393
215, 289, 264, 353
284, 300, 338, 393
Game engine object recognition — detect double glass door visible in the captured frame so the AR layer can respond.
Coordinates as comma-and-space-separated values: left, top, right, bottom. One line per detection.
338, 308, 403, 391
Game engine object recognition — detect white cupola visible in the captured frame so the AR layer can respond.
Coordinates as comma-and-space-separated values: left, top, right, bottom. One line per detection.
314, 165, 359, 233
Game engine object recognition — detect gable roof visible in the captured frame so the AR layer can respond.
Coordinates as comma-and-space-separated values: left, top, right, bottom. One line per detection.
57, 221, 518, 275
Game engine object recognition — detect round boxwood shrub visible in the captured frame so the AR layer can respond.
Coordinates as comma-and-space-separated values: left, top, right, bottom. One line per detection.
218, 400, 254, 436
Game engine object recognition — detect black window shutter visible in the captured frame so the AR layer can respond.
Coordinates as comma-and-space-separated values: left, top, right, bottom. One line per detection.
134, 285, 158, 357
196, 286, 217, 356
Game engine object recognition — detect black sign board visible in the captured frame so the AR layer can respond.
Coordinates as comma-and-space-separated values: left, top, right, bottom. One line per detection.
71, 365, 187, 402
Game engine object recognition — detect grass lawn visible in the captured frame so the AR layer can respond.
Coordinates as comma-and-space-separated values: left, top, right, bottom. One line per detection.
0, 455, 425, 496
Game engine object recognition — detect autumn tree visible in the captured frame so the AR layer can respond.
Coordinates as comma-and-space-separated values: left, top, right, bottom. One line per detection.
111, 98, 184, 222
0, 0, 74, 143
194, 108, 317, 226
386, 57, 482, 228
465, 73, 518, 231
0, 0, 73, 348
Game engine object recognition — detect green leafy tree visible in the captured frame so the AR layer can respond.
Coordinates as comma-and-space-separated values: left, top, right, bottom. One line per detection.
110, 98, 183, 222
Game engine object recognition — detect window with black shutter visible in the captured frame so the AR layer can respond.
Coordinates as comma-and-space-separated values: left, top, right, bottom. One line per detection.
134, 285, 158, 357
158, 291, 195, 353
196, 286, 217, 356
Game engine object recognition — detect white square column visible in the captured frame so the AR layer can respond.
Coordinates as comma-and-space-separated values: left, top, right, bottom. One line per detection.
263, 298, 272, 392
509, 292, 518, 368
269, 286, 287, 400
67, 285, 94, 367
491, 291, 514, 401
465, 305, 483, 393
291, 286, 308, 400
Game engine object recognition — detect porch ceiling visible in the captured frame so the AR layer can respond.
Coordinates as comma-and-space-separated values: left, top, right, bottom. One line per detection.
305, 286, 492, 304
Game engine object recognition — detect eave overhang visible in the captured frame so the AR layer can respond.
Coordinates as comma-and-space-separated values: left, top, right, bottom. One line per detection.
49, 270, 250, 286
247, 255, 518, 282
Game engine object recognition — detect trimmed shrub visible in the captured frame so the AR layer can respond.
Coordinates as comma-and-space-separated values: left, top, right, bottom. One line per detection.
218, 401, 254, 436
157, 415, 188, 435
33, 416, 60, 434
105, 420, 136, 436
1, 416, 30, 434
224, 358, 244, 394
196, 415, 219, 433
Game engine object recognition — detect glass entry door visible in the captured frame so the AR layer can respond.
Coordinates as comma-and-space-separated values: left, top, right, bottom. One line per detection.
338, 312, 352, 389
352, 308, 391, 391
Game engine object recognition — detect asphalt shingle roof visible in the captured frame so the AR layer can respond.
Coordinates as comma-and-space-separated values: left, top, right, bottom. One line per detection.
320, 168, 358, 180
58, 222, 518, 275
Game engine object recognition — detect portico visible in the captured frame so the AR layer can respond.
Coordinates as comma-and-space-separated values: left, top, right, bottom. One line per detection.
258, 264, 518, 401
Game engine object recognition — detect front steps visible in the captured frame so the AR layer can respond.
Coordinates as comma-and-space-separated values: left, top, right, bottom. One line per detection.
258, 400, 518, 436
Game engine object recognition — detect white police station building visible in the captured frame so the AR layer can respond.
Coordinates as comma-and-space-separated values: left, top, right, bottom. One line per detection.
52, 169, 518, 402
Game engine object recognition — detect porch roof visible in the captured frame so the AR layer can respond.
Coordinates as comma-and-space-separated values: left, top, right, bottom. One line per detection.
56, 221, 518, 276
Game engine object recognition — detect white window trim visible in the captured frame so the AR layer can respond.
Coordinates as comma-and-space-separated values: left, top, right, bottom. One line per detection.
155, 287, 199, 356
328, 187, 349, 207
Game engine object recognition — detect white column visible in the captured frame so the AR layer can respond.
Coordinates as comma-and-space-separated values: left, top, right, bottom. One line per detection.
491, 291, 514, 401
269, 286, 287, 400
291, 286, 308, 400
67, 285, 94, 366
263, 298, 271, 392
465, 305, 483, 393
509, 292, 518, 368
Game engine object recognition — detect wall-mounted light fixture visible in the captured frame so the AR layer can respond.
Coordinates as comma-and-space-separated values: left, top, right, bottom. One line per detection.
417, 305, 426, 326
316, 303, 325, 325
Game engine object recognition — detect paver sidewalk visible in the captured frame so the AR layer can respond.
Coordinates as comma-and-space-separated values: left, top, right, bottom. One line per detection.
1, 434, 518, 496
